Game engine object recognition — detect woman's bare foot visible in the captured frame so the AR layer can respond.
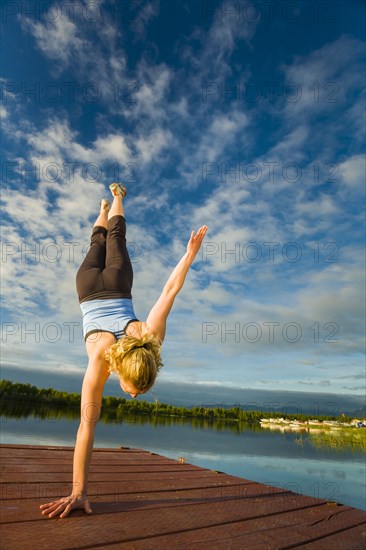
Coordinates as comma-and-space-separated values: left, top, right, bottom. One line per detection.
109, 183, 127, 198
100, 199, 111, 213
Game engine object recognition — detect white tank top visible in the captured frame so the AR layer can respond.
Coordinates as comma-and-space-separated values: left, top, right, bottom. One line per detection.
80, 298, 139, 341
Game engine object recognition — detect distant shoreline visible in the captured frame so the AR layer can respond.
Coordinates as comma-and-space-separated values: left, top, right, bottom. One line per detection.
260, 417, 366, 432
1, 379, 364, 427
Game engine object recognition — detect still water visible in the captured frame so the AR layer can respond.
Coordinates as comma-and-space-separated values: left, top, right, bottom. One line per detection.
1, 409, 365, 511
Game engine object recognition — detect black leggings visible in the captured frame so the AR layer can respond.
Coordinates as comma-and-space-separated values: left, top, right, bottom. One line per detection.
76, 215, 134, 303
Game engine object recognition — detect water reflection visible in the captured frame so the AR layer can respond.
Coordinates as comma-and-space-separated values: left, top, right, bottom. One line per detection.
1, 400, 364, 453
0, 400, 263, 433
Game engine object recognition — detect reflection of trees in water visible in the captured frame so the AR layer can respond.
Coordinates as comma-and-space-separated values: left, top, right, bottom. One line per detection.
2, 399, 364, 451
0, 399, 263, 435
0, 399, 80, 422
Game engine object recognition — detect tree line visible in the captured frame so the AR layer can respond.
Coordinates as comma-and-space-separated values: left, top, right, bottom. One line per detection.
0, 379, 353, 424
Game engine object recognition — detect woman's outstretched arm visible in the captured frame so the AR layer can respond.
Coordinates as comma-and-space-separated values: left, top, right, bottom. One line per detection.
164, 225, 209, 295
39, 354, 109, 518
146, 225, 208, 342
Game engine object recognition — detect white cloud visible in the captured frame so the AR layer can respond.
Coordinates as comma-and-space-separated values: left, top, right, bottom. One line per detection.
135, 127, 174, 164
195, 111, 249, 164
338, 154, 366, 189
124, 60, 172, 123
14, 117, 133, 167
131, 0, 160, 40
180, 3, 258, 82
93, 135, 132, 164
21, 7, 84, 67
20, 1, 127, 91
279, 34, 366, 121
295, 192, 340, 217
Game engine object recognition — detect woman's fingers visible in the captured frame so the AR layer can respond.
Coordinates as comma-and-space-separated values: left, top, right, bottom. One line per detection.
195, 227, 208, 243
187, 225, 208, 256
40, 497, 69, 516
40, 501, 56, 509
60, 504, 72, 519
48, 503, 67, 518
196, 226, 208, 238
191, 226, 208, 241
41, 502, 62, 514
40, 494, 90, 518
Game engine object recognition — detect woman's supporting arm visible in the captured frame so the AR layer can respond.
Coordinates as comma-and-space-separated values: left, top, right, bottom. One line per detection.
39, 354, 110, 518
71, 365, 106, 498
146, 225, 208, 342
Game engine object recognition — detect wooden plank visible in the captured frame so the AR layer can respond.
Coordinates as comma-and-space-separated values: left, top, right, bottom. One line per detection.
0, 494, 329, 549
0, 446, 189, 466
1, 469, 232, 483
99, 506, 366, 550
0, 477, 257, 501
1, 463, 203, 473
0, 482, 286, 522
0, 444, 146, 453
0, 449, 152, 460
294, 524, 366, 549
0, 456, 183, 470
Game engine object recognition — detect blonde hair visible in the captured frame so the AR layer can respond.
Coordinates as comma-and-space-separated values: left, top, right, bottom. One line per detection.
104, 332, 163, 392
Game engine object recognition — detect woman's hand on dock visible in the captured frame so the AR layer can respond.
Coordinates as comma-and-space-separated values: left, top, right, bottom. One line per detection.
39, 493, 93, 518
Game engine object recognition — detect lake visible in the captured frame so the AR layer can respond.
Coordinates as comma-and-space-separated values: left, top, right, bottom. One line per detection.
1, 407, 365, 511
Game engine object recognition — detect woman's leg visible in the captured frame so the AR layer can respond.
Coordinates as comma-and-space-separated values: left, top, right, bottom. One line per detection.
103, 195, 134, 297
75, 202, 109, 302
108, 194, 124, 221
94, 200, 109, 230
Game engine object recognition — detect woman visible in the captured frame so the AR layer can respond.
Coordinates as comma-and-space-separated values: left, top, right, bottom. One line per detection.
40, 183, 208, 518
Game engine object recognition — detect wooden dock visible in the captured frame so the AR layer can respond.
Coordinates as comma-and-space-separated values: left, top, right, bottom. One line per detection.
1, 444, 365, 549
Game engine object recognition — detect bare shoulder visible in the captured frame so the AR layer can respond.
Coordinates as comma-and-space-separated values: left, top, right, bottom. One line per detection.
86, 332, 116, 360
125, 321, 145, 339
126, 321, 162, 343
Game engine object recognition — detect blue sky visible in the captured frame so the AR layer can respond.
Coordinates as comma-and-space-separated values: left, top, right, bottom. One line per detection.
1, 0, 365, 407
